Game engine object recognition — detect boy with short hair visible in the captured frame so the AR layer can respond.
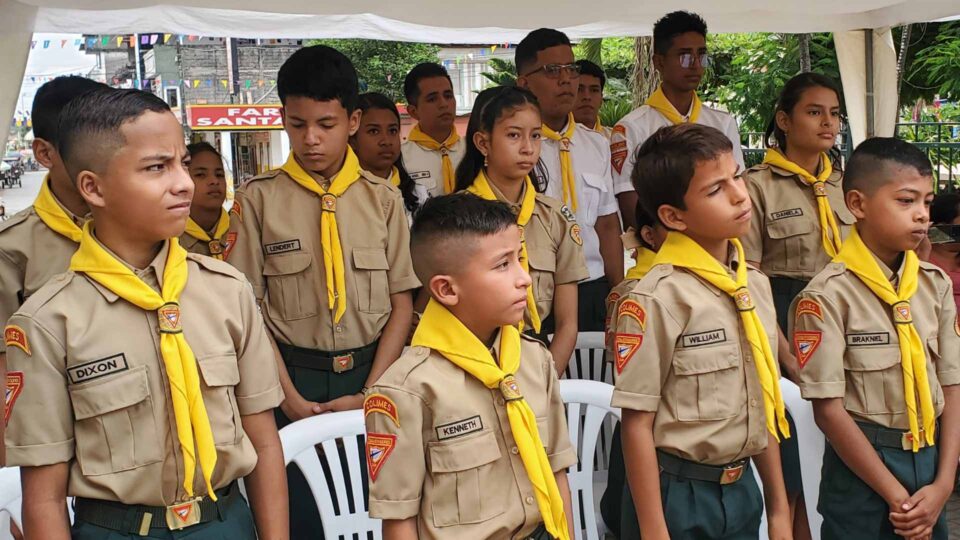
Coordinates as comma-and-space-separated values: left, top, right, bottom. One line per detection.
791, 138, 960, 540
226, 44, 419, 538
516, 28, 623, 332
366, 193, 576, 540
401, 62, 464, 196
573, 59, 610, 138
5, 87, 288, 539
613, 123, 791, 539
611, 11, 745, 228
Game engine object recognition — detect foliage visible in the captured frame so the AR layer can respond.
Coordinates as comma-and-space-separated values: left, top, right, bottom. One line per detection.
307, 39, 441, 102
480, 58, 516, 88
903, 22, 960, 102
574, 37, 636, 80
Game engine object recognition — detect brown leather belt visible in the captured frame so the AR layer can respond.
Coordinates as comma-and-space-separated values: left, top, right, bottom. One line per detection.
657, 450, 748, 485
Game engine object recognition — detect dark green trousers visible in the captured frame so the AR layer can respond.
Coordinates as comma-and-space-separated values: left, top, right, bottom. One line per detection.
599, 422, 625, 537
819, 440, 947, 540
71, 489, 256, 539
618, 460, 763, 540
275, 356, 373, 540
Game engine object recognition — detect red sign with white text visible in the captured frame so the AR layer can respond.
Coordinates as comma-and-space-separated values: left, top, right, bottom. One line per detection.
187, 105, 283, 130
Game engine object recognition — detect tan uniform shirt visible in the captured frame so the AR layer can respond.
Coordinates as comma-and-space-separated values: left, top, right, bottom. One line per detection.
742, 163, 855, 279
791, 256, 960, 429
604, 277, 641, 348
611, 257, 777, 465
226, 168, 420, 351
366, 332, 577, 539
0, 202, 87, 350
5, 240, 283, 506
484, 182, 589, 325
400, 137, 467, 198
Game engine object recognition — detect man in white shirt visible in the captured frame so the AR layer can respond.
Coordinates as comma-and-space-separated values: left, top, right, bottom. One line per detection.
611, 11, 745, 229
574, 60, 612, 139
516, 28, 623, 332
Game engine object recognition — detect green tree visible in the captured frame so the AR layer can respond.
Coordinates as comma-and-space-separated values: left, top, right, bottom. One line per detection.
900, 22, 960, 103
308, 39, 441, 102
480, 58, 516, 88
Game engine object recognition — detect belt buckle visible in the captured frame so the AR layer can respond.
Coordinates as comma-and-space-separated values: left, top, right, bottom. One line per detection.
165, 497, 202, 530
902, 429, 928, 451
333, 353, 354, 373
720, 464, 744, 485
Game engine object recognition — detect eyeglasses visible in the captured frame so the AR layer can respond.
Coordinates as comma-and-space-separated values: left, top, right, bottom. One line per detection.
524, 63, 582, 79
678, 53, 711, 69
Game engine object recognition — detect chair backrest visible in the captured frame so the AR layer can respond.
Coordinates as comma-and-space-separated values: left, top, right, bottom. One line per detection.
560, 379, 621, 540
279, 410, 381, 540
0, 466, 21, 540
561, 332, 612, 384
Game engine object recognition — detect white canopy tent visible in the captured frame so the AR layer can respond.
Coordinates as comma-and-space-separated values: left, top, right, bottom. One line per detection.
3, 0, 960, 146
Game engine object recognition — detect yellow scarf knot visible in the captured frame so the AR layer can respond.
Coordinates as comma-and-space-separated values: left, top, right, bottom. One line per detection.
184, 209, 230, 260
407, 124, 460, 194
541, 113, 578, 211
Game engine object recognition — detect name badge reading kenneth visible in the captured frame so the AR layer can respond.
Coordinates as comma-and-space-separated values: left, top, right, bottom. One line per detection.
770, 208, 804, 221
436, 415, 483, 441
681, 329, 727, 348
264, 239, 301, 255
68, 354, 129, 384
846, 333, 891, 346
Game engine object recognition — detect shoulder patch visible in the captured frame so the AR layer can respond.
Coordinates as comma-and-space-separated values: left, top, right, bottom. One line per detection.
229, 199, 242, 222
364, 393, 399, 427
614, 333, 643, 374
611, 140, 628, 174
570, 224, 582, 245
618, 300, 646, 330
559, 205, 576, 222
4, 325, 29, 355
793, 331, 822, 368
795, 298, 823, 321
221, 231, 238, 260
612, 124, 626, 138
4, 371, 23, 426
366, 432, 397, 482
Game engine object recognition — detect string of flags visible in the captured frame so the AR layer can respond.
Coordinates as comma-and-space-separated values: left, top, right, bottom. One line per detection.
29, 35, 297, 50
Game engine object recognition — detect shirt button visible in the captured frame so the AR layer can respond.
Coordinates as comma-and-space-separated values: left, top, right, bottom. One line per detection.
497, 398, 505, 406
511, 446, 519, 455
335, 325, 343, 334
750, 398, 758, 407
525, 496, 534, 505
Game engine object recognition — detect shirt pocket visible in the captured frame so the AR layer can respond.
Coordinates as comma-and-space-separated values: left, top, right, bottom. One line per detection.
844, 345, 906, 416
577, 172, 607, 227
197, 353, 243, 447
927, 337, 945, 412
352, 248, 391, 314
263, 252, 318, 321
428, 429, 507, 527
672, 343, 745, 421
766, 217, 815, 273
536, 416, 552, 454
68, 366, 162, 476
528, 247, 557, 309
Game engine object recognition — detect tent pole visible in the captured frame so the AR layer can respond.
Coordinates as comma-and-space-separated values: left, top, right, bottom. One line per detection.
865, 29, 875, 138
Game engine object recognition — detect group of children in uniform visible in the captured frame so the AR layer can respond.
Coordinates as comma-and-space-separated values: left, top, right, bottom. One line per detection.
0, 8, 957, 540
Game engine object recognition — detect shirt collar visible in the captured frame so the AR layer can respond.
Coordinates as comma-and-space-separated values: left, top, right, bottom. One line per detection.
85, 234, 170, 302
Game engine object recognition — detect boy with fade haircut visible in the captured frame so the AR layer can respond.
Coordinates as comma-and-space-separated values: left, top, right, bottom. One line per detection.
573, 59, 612, 139
225, 44, 420, 538
791, 138, 960, 540
366, 193, 576, 540
613, 124, 791, 540
4, 87, 288, 539
402, 62, 464, 196
516, 28, 623, 333
610, 11, 745, 229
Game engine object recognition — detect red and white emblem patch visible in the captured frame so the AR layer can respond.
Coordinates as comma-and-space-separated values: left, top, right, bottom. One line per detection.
614, 334, 643, 374
4, 372, 23, 426
793, 331, 822, 368
618, 300, 646, 331
366, 433, 397, 482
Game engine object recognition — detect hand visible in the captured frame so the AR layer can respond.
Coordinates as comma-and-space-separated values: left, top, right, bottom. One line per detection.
279, 394, 323, 422
766, 509, 793, 540
316, 393, 365, 414
889, 482, 951, 539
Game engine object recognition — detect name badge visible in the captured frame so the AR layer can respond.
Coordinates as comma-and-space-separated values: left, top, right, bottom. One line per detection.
770, 208, 804, 221
264, 239, 301, 255
681, 329, 727, 348
846, 333, 891, 346
410, 171, 431, 180
68, 354, 129, 384
436, 415, 483, 441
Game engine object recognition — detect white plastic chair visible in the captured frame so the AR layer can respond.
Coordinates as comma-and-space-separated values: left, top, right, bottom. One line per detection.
561, 332, 612, 384
560, 379, 621, 540
279, 409, 381, 540
0, 466, 21, 540
782, 379, 825, 539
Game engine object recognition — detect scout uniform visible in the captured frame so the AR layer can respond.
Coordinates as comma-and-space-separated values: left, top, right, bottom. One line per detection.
539, 113, 619, 331
610, 87, 745, 198
382, 166, 429, 224
590, 121, 613, 140
401, 126, 466, 197
612, 233, 789, 540
464, 172, 589, 333
0, 176, 87, 335
791, 227, 960, 540
226, 147, 420, 537
366, 299, 577, 539
4, 230, 283, 538
179, 208, 234, 259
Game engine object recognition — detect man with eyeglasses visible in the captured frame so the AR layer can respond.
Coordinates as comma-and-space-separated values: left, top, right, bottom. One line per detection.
610, 11, 745, 230
516, 28, 624, 338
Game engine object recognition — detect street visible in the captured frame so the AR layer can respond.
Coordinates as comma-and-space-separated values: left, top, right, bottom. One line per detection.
1, 170, 45, 216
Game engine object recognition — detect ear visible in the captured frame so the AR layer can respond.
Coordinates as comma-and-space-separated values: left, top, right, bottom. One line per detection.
473, 130, 491, 159
639, 225, 657, 248
845, 189, 867, 220
516, 75, 529, 89
32, 139, 56, 169
775, 110, 790, 135
652, 54, 665, 74
657, 204, 687, 232
76, 170, 107, 210
407, 103, 421, 122
428, 274, 459, 308
347, 109, 362, 137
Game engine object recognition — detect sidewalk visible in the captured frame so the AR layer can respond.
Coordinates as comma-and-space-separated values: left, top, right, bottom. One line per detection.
1, 170, 45, 216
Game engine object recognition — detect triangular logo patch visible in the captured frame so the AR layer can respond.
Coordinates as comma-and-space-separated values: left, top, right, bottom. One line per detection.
793, 331, 822, 368
614, 333, 643, 374
173, 503, 192, 523
366, 433, 397, 482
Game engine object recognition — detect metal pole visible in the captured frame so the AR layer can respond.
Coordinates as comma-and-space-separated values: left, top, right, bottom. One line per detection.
865, 29, 876, 139
133, 33, 143, 89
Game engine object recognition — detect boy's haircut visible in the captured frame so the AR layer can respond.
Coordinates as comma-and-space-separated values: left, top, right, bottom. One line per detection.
632, 124, 733, 222
58, 87, 171, 180
403, 63, 452, 105
187, 141, 221, 160
634, 201, 656, 249
931, 192, 960, 225
843, 137, 934, 194
277, 44, 359, 112
575, 60, 606, 89
653, 11, 708, 55
31, 76, 106, 147
515, 28, 572, 76
410, 193, 518, 281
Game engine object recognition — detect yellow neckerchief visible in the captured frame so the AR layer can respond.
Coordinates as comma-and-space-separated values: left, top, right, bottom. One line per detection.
763, 149, 843, 258
389, 166, 401, 187
625, 247, 657, 280
645, 85, 702, 125
407, 124, 460, 194
834, 227, 934, 451
654, 232, 790, 441
69, 224, 218, 500
412, 299, 569, 540
593, 119, 603, 132
541, 113, 578, 211
34, 175, 83, 242
281, 148, 362, 323
184, 209, 230, 260
467, 171, 541, 333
